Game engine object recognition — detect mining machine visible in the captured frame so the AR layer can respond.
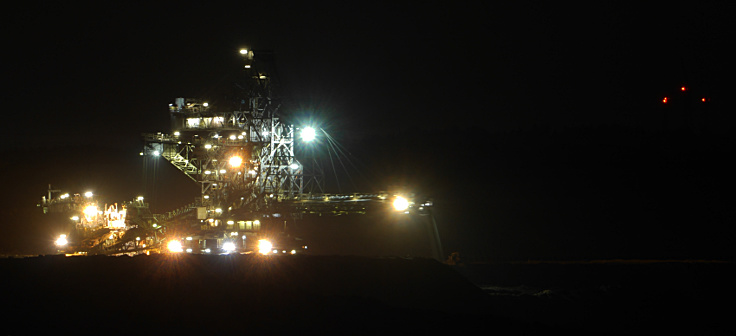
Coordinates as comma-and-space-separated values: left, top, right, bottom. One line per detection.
42, 49, 439, 258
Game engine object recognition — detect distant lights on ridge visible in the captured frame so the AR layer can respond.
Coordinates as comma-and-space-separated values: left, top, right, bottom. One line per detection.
661, 85, 709, 104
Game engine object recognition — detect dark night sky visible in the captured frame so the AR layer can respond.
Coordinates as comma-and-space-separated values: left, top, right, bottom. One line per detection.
2, 2, 734, 259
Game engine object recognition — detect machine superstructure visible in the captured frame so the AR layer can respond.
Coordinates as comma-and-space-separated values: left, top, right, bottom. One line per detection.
41, 49, 440, 259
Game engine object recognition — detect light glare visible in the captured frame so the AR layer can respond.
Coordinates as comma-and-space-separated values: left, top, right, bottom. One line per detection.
258, 239, 273, 255
300, 127, 316, 142
55, 235, 68, 247
83, 205, 98, 218
167, 240, 183, 253
393, 196, 410, 211
223, 242, 236, 253
229, 156, 243, 168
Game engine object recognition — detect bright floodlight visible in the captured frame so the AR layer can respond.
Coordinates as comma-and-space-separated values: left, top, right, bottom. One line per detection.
55, 234, 68, 247
300, 127, 316, 142
83, 205, 98, 218
229, 156, 243, 168
258, 239, 273, 255
167, 240, 183, 253
393, 196, 410, 211
84, 191, 93, 198
240, 49, 248, 54
222, 242, 236, 253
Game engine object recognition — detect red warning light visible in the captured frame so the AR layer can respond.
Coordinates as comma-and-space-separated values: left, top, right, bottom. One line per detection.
701, 97, 706, 102
662, 97, 668, 103
680, 86, 686, 91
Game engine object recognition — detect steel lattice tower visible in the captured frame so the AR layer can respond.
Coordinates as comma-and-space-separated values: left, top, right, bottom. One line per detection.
142, 50, 303, 220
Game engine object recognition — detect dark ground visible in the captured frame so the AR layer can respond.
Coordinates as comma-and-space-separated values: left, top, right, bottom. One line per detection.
1, 255, 733, 335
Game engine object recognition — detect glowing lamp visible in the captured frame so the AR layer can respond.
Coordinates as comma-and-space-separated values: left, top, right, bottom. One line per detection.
167, 240, 183, 253
222, 242, 236, 253
55, 234, 68, 247
258, 239, 273, 255
300, 127, 316, 142
83, 205, 98, 218
228, 156, 243, 168
393, 196, 410, 212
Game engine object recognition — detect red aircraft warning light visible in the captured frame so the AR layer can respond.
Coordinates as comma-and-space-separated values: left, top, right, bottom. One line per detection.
680, 86, 687, 92
662, 97, 668, 103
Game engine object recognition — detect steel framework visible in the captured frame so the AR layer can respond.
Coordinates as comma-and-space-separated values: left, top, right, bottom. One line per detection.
142, 50, 304, 217
137, 50, 438, 258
